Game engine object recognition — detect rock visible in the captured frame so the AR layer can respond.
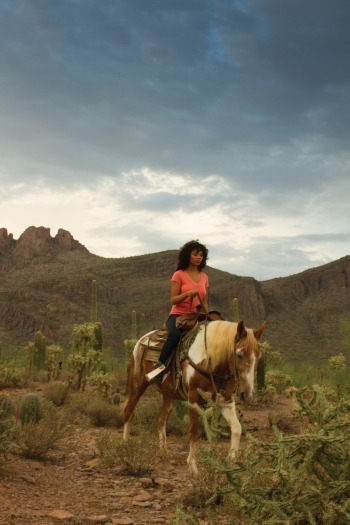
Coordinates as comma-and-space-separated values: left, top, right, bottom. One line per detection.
154, 477, 176, 490
132, 501, 152, 507
112, 518, 135, 525
86, 515, 111, 523
85, 458, 101, 469
133, 493, 151, 502
49, 509, 75, 521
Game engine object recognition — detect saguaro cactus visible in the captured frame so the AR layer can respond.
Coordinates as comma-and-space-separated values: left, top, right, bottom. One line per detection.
34, 331, 45, 370
93, 322, 103, 351
139, 313, 145, 338
232, 297, 240, 322
131, 309, 137, 340
91, 280, 98, 323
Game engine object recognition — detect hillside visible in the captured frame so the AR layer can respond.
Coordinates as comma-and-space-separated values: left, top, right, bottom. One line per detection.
1, 226, 350, 364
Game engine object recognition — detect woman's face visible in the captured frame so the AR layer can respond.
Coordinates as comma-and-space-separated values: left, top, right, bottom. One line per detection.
189, 249, 203, 268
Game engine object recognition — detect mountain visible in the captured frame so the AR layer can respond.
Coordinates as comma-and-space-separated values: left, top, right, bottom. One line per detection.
1, 226, 350, 365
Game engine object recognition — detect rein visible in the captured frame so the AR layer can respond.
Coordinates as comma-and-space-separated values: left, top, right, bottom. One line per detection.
185, 326, 241, 395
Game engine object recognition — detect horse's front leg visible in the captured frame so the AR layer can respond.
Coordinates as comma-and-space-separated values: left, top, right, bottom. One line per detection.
221, 399, 242, 459
158, 397, 175, 470
187, 390, 201, 474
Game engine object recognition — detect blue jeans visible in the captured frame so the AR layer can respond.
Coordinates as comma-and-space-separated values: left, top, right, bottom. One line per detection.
158, 314, 182, 365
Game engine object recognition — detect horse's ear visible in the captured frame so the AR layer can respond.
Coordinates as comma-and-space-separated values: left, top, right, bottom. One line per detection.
237, 320, 247, 340
254, 321, 266, 341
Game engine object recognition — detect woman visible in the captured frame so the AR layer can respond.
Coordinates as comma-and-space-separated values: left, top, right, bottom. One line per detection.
146, 240, 209, 381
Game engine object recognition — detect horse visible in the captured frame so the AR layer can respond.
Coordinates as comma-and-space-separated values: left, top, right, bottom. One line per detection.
122, 319, 266, 474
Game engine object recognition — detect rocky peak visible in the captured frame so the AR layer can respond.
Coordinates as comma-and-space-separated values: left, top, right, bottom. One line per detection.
0, 226, 88, 269
0, 228, 14, 252
55, 228, 84, 250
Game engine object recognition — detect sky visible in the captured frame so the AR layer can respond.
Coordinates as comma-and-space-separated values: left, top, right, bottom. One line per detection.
1, 0, 349, 281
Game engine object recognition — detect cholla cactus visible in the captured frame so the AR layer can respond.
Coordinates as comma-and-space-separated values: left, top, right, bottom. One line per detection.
69, 323, 101, 390
329, 353, 346, 370
45, 345, 63, 381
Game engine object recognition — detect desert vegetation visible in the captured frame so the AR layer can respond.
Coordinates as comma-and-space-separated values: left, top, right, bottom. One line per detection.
1, 291, 350, 524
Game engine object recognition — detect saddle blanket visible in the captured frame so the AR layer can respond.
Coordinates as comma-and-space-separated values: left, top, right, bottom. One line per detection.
141, 325, 201, 363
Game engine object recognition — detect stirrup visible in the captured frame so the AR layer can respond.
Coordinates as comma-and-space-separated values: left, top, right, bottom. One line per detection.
145, 364, 166, 382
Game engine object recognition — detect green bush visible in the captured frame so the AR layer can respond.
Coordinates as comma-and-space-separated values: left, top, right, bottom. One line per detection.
85, 398, 123, 427
17, 399, 69, 458
43, 382, 70, 407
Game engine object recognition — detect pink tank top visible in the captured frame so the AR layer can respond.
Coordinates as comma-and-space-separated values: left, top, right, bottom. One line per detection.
169, 270, 209, 315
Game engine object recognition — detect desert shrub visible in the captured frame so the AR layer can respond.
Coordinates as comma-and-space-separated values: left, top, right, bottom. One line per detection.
85, 398, 123, 427
0, 396, 18, 462
0, 416, 17, 463
181, 447, 229, 510
0, 394, 15, 419
17, 398, 69, 458
0, 362, 24, 388
167, 401, 188, 436
132, 399, 159, 434
63, 393, 91, 425
43, 382, 70, 406
96, 431, 157, 476
265, 369, 293, 394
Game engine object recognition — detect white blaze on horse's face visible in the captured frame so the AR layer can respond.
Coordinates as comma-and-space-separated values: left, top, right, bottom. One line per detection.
236, 345, 256, 399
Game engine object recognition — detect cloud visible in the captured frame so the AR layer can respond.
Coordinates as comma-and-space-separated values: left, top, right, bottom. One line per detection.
0, 1, 349, 279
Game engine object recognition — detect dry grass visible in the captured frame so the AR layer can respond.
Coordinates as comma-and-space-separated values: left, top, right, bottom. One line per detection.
97, 430, 157, 476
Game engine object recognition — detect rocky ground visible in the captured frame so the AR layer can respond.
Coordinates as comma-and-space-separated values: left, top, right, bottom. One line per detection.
0, 391, 300, 525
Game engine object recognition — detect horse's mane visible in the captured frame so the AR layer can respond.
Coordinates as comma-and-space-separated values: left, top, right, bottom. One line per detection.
192, 320, 256, 369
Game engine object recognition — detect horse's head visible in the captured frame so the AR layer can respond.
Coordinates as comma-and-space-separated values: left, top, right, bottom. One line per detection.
234, 320, 266, 399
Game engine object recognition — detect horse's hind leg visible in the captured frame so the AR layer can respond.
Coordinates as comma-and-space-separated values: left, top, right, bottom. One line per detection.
158, 396, 175, 470
122, 357, 149, 440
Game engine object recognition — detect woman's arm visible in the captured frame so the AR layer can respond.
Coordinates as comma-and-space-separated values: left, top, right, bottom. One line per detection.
170, 280, 197, 305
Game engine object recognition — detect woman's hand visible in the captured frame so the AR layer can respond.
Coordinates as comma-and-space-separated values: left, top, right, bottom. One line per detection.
186, 290, 198, 299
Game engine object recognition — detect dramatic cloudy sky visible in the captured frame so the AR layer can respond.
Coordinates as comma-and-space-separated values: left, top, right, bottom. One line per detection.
1, 0, 349, 280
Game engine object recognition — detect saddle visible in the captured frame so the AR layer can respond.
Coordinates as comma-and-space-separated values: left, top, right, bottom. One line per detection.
141, 310, 225, 398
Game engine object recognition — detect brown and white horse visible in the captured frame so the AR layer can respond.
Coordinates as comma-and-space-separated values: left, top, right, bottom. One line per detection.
122, 319, 265, 473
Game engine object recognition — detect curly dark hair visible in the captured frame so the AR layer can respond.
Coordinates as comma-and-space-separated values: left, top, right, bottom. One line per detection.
176, 240, 209, 271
